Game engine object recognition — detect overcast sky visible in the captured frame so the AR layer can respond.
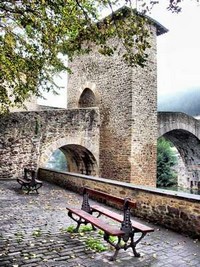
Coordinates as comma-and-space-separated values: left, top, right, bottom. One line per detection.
38, 1, 200, 107
150, 1, 200, 96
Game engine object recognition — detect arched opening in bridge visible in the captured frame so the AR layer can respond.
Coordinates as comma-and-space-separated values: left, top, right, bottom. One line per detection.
158, 129, 200, 194
46, 144, 98, 176
46, 149, 68, 171
79, 88, 96, 108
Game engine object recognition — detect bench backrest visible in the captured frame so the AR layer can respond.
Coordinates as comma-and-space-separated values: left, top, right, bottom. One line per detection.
24, 168, 37, 184
83, 187, 136, 209
82, 187, 137, 239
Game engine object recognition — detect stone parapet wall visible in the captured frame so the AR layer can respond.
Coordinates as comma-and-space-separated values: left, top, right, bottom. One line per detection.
38, 168, 200, 239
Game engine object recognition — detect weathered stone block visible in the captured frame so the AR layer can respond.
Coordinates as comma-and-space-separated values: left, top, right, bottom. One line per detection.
167, 206, 180, 217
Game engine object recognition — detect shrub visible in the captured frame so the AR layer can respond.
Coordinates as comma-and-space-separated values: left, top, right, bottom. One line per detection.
157, 137, 178, 187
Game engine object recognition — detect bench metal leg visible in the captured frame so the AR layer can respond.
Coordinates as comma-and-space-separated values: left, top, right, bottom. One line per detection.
131, 234, 141, 257
74, 220, 82, 232
109, 247, 120, 261
104, 231, 147, 260
130, 232, 147, 257
34, 183, 42, 194
104, 233, 122, 261
132, 246, 140, 257
91, 225, 96, 231
34, 186, 39, 194
26, 187, 31, 194
25, 185, 42, 194
68, 211, 90, 232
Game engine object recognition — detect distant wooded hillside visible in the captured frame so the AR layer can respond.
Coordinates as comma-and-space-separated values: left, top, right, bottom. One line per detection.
158, 87, 200, 116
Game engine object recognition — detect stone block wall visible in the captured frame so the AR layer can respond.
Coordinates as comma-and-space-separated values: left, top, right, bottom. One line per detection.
0, 109, 99, 179
67, 27, 158, 186
130, 29, 157, 186
38, 168, 200, 239
67, 42, 132, 182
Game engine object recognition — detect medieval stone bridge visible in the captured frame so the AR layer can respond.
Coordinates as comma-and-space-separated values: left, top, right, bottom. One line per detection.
1, 108, 200, 190
1, 11, 199, 190
158, 111, 200, 189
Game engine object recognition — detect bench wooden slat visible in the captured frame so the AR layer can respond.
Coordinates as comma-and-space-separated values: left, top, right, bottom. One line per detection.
85, 187, 125, 206
17, 178, 31, 184
85, 187, 136, 209
66, 206, 125, 236
91, 204, 154, 233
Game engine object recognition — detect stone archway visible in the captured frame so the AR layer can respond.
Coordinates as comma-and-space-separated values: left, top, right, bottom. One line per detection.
39, 137, 99, 176
60, 144, 98, 175
79, 88, 96, 108
158, 112, 200, 190
76, 81, 101, 109
159, 129, 200, 190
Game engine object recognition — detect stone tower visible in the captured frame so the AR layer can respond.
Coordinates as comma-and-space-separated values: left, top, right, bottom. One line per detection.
67, 8, 167, 186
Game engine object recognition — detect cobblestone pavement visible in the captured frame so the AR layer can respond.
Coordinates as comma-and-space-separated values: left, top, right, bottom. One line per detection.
0, 180, 199, 267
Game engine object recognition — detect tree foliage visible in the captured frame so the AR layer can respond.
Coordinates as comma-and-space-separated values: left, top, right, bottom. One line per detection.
157, 137, 177, 188
0, 0, 198, 113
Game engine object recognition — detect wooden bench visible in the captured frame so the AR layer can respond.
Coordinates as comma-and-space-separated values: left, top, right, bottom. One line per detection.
17, 168, 43, 194
66, 187, 154, 261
